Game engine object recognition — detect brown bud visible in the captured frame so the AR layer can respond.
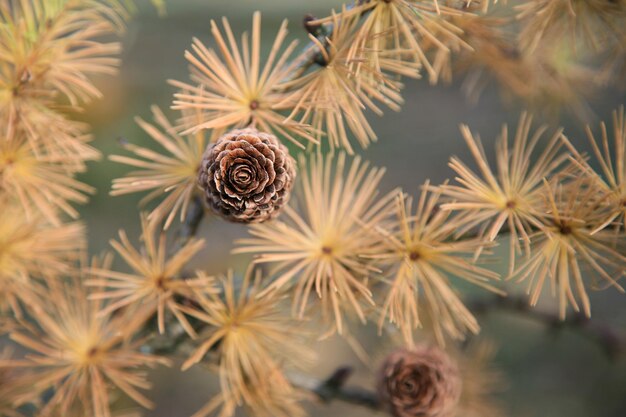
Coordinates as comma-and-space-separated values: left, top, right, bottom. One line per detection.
377, 345, 461, 417
198, 128, 296, 223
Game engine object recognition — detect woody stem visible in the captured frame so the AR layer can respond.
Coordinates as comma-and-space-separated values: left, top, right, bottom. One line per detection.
471, 295, 623, 360
290, 367, 382, 411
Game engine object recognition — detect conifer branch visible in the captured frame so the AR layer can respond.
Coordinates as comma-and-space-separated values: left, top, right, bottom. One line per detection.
291, 368, 383, 411
472, 295, 624, 360
172, 194, 205, 251
283, 1, 369, 82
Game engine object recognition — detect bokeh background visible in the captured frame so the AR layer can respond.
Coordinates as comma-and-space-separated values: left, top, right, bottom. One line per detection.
75, 1, 626, 416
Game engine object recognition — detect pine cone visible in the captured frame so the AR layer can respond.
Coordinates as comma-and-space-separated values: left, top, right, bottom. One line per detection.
198, 128, 296, 223
377, 345, 462, 417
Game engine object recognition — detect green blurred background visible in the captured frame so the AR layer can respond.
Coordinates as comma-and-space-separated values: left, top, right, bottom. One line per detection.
75, 1, 626, 416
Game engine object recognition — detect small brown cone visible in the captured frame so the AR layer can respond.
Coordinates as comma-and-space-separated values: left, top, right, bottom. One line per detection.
377, 345, 462, 417
198, 128, 296, 223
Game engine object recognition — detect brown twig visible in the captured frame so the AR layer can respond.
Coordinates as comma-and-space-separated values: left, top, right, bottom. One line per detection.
282, 1, 373, 83
144, 322, 384, 411
471, 295, 624, 360
290, 367, 382, 411
171, 193, 205, 253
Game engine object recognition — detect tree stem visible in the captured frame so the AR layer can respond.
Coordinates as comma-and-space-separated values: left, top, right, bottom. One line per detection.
289, 367, 381, 411
173, 194, 205, 251
472, 295, 623, 360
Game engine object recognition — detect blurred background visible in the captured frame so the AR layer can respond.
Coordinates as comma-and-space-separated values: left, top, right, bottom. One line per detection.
76, 1, 626, 416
